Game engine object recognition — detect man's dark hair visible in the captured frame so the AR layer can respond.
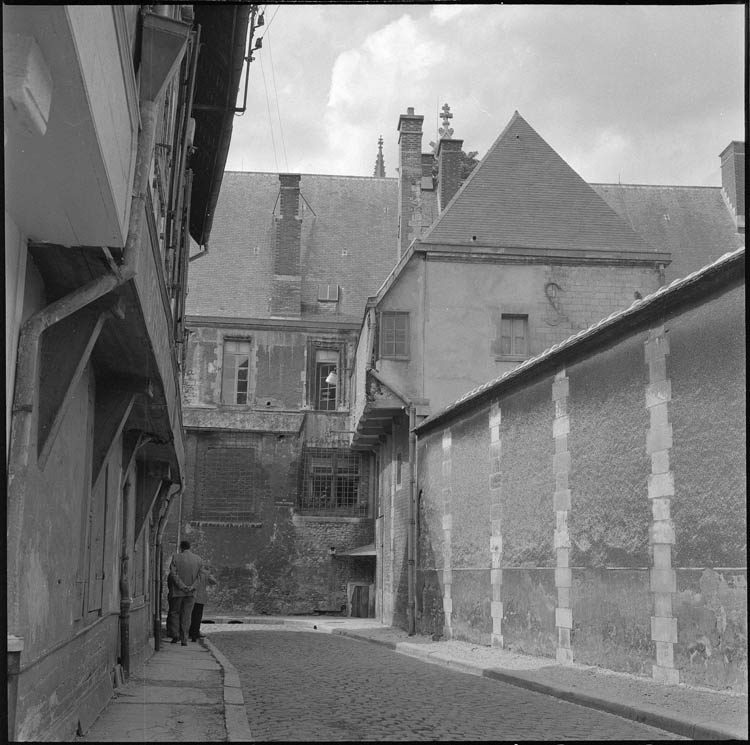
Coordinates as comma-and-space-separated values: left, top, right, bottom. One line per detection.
180, 540, 191, 551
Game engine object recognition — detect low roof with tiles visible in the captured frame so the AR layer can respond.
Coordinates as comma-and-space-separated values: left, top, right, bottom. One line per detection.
186, 171, 399, 323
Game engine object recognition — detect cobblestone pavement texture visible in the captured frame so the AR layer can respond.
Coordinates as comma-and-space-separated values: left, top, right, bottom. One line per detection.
209, 629, 687, 741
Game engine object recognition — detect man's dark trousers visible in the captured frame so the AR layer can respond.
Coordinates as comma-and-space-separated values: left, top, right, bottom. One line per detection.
189, 602, 205, 640
174, 595, 195, 643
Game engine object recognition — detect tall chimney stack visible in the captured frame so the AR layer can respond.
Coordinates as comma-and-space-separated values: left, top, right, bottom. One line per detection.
271, 173, 302, 317
397, 107, 424, 258
720, 141, 745, 233
436, 103, 463, 213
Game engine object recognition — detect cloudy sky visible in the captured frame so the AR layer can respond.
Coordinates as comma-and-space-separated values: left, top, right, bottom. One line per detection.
225, 4, 745, 186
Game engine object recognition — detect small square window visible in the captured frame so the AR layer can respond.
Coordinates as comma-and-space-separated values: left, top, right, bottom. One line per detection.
380, 312, 409, 359
318, 284, 339, 302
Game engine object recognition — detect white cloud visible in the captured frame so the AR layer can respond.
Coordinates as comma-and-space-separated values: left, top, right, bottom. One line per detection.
224, 4, 744, 185
429, 4, 480, 24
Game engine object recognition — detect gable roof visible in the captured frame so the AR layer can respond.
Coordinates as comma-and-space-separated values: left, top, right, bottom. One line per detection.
593, 184, 744, 282
421, 111, 653, 254
186, 172, 399, 322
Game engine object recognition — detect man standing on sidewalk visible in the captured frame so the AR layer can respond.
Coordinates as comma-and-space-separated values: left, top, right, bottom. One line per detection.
168, 540, 202, 645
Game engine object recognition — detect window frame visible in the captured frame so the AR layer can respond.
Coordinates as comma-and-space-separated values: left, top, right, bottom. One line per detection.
379, 311, 410, 360
298, 447, 365, 516
497, 314, 529, 359
307, 341, 344, 411
221, 338, 252, 405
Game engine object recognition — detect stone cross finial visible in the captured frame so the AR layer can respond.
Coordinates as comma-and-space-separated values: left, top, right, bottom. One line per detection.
439, 103, 454, 139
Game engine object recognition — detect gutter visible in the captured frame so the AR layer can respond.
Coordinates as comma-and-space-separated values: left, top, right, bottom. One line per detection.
367, 368, 418, 636
153, 484, 182, 650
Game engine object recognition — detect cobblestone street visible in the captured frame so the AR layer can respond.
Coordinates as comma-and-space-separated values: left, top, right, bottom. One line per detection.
210, 631, 684, 741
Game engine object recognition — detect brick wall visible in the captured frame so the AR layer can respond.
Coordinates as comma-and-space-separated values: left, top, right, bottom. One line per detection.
175, 430, 375, 614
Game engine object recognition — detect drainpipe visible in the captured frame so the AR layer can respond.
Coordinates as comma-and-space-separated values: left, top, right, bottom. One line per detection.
119, 476, 136, 679
368, 368, 417, 635
407, 404, 417, 636
154, 484, 181, 650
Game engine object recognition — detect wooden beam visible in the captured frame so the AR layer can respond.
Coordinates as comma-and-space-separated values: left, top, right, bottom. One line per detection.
37, 307, 110, 468
91, 387, 136, 490
136, 475, 171, 542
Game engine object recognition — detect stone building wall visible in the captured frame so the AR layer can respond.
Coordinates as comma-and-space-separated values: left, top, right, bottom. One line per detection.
414, 279, 746, 692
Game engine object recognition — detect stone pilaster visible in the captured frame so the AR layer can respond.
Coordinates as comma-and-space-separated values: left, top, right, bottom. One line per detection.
645, 325, 679, 685
488, 403, 504, 647
552, 369, 573, 664
441, 429, 453, 640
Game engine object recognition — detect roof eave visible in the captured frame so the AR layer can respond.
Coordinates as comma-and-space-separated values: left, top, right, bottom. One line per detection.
415, 247, 745, 436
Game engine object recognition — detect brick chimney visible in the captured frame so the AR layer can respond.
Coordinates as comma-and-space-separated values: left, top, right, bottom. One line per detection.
720, 141, 745, 232
437, 138, 463, 213
397, 107, 424, 258
271, 173, 302, 317
435, 104, 463, 213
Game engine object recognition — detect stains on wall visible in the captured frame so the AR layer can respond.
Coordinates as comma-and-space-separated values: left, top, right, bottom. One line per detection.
675, 569, 747, 693
450, 569, 491, 645
571, 569, 653, 676
567, 335, 651, 568
501, 568, 557, 658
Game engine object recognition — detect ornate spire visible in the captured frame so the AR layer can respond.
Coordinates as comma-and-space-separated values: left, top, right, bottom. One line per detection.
373, 135, 386, 177
430, 103, 456, 154
438, 103, 454, 139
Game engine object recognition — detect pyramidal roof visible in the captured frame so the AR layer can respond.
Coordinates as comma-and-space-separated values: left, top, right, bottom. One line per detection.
421, 111, 653, 253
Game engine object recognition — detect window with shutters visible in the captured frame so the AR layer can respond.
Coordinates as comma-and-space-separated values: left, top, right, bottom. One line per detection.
221, 339, 252, 404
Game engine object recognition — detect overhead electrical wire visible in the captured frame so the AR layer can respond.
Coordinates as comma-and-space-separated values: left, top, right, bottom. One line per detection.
259, 53, 279, 173
266, 30, 289, 172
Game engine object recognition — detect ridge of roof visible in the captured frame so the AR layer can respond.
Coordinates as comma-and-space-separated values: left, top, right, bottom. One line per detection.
421, 111, 654, 254
416, 245, 745, 434
222, 170, 398, 182
592, 183, 722, 191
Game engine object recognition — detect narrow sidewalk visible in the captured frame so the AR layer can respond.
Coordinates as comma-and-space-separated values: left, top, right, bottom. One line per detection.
76, 636, 251, 742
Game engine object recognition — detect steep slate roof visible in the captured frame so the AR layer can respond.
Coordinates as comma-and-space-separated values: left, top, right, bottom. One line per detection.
186, 172, 399, 322
593, 184, 744, 282
421, 111, 653, 254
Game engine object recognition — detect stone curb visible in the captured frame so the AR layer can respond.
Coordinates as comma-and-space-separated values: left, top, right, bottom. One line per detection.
331, 630, 746, 742
204, 638, 254, 742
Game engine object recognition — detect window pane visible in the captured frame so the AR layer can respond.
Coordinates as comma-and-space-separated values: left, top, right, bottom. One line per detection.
381, 313, 409, 358
316, 362, 337, 410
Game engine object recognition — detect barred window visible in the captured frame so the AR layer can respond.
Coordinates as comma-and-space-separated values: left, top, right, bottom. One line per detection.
298, 447, 364, 516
